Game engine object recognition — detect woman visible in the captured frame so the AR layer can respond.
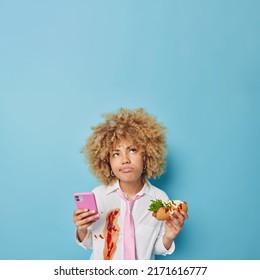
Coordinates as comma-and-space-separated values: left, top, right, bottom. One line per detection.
73, 108, 188, 260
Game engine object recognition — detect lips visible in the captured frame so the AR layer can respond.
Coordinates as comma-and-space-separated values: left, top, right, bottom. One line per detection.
120, 167, 134, 173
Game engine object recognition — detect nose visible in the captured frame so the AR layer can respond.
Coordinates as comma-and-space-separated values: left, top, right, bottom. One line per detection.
121, 154, 130, 164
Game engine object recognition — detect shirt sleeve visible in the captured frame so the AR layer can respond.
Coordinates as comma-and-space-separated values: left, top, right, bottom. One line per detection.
153, 222, 175, 256
75, 230, 93, 250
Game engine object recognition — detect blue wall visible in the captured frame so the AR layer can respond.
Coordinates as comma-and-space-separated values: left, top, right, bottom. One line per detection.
0, 0, 259, 260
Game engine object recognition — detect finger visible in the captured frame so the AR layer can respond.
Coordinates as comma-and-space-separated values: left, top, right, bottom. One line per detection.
73, 210, 98, 226
76, 212, 99, 226
168, 212, 182, 225
171, 210, 188, 224
77, 210, 97, 220
173, 217, 183, 229
74, 209, 97, 221
83, 213, 99, 223
73, 209, 88, 223
74, 208, 88, 217
170, 210, 183, 220
180, 210, 189, 219
76, 213, 98, 232
169, 212, 185, 228
77, 222, 92, 232
166, 219, 182, 232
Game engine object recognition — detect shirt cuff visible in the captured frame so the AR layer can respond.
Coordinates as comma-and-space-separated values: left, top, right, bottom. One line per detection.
155, 237, 175, 256
75, 230, 93, 250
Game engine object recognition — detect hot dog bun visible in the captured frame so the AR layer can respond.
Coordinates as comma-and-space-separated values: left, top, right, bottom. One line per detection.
149, 199, 188, 221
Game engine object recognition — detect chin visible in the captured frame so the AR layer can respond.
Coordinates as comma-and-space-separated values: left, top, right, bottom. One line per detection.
119, 176, 142, 185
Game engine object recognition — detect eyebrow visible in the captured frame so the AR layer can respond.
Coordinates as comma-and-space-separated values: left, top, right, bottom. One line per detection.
111, 146, 134, 152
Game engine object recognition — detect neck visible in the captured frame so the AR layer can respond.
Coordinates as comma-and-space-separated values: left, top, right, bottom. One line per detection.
119, 180, 144, 199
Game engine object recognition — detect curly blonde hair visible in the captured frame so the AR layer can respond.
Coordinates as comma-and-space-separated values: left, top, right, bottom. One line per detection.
81, 108, 167, 186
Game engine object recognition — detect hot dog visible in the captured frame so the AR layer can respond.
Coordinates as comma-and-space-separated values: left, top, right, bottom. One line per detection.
148, 199, 188, 220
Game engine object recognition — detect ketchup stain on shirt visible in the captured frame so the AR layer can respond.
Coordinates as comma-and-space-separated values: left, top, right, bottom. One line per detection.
103, 208, 120, 260
94, 234, 104, 239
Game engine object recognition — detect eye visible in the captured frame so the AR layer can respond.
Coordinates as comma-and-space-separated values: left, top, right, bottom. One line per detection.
112, 152, 119, 158
130, 148, 137, 153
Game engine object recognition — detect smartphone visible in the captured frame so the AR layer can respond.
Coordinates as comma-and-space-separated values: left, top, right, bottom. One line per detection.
74, 192, 99, 222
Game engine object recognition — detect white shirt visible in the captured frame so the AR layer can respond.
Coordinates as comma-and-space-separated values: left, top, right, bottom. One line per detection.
76, 180, 175, 260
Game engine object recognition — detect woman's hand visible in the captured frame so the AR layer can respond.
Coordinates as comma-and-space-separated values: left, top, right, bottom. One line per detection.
163, 210, 188, 250
73, 209, 99, 242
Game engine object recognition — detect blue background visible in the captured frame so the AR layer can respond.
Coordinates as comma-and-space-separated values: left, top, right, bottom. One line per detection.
0, 0, 259, 260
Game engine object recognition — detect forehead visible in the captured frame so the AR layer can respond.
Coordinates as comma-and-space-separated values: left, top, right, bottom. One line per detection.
111, 139, 135, 150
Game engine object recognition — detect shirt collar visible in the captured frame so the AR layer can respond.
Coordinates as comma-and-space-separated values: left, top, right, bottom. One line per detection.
106, 180, 121, 195
106, 179, 155, 198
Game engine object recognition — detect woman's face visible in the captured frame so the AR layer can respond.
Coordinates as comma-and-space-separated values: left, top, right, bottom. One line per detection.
109, 139, 144, 186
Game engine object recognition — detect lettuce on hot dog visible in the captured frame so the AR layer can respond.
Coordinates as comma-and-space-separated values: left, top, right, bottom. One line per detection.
148, 199, 188, 220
